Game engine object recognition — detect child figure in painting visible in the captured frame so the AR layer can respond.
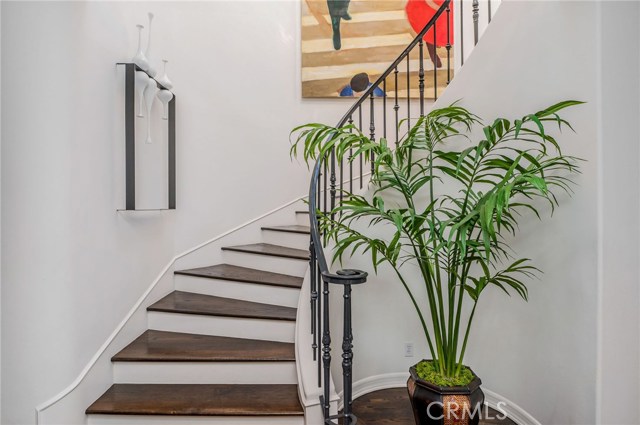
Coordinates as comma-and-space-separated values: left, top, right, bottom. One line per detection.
405, 0, 454, 68
339, 73, 385, 97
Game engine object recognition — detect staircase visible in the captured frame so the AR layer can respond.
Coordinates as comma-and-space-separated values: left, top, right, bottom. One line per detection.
86, 214, 311, 424
84, 0, 499, 422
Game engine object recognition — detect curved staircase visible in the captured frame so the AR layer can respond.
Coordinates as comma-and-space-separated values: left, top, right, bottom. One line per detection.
86, 214, 311, 424
84, 0, 499, 421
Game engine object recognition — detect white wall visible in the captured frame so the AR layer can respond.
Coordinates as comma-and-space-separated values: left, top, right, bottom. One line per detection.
323, 2, 640, 424
598, 2, 640, 423
0, 1, 348, 424
0, 1, 3, 421
446, 4, 599, 423
1, 4, 177, 425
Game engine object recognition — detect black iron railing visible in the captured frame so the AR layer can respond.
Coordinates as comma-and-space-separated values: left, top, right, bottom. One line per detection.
307, 1, 494, 423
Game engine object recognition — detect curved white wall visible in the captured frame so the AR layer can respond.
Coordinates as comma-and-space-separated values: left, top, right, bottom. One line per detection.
0, 2, 348, 424
598, 2, 640, 423
322, 2, 640, 424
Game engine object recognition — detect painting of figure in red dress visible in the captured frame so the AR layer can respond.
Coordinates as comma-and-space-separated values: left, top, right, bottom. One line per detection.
405, 0, 454, 68
301, 0, 454, 98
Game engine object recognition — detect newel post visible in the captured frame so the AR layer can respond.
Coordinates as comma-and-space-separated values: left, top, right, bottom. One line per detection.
322, 269, 367, 425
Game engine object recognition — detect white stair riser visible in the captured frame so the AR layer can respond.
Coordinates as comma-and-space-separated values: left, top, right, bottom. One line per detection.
88, 415, 304, 425
148, 312, 295, 343
175, 275, 300, 308
222, 251, 308, 277
295, 213, 310, 227
261, 230, 309, 250
113, 361, 297, 384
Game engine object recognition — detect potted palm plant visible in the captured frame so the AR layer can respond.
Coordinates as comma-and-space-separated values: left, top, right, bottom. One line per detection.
291, 101, 583, 425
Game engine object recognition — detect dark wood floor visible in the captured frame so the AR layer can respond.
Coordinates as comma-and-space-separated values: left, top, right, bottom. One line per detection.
347, 388, 517, 425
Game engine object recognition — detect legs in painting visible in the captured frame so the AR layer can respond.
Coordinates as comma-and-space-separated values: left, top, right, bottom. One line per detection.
327, 0, 351, 50
331, 15, 342, 50
405, 0, 454, 68
305, 0, 333, 38
426, 42, 442, 68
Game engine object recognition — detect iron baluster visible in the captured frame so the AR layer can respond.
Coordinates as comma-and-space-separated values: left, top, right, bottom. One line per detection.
394, 67, 399, 147
317, 170, 322, 215
419, 39, 425, 116
310, 238, 317, 355
321, 278, 331, 420
383, 79, 387, 140
330, 148, 337, 222
314, 170, 322, 387
446, 5, 452, 84
369, 92, 375, 175
317, 170, 322, 235
473, 0, 479, 45
433, 20, 438, 101
348, 115, 354, 194
488, 0, 492, 23
341, 283, 354, 424
317, 261, 322, 386
339, 152, 344, 218
460, 0, 465, 65
358, 105, 363, 189
406, 52, 411, 131
323, 160, 328, 216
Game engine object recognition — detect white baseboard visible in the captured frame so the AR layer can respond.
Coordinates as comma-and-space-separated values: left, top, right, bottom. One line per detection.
483, 388, 541, 425
337, 372, 540, 425
349, 372, 409, 403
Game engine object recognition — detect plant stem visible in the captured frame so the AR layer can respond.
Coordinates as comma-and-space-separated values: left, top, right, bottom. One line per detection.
427, 133, 449, 370
451, 254, 472, 374
395, 127, 447, 372
456, 301, 478, 375
407, 234, 446, 372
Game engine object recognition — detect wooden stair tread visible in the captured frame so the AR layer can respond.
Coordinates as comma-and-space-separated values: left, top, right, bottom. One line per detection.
148, 291, 297, 321
222, 243, 309, 260
112, 330, 295, 362
175, 264, 302, 289
262, 225, 310, 234
86, 384, 304, 416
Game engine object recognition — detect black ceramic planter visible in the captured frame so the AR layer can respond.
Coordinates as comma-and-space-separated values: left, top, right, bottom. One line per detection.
407, 361, 484, 425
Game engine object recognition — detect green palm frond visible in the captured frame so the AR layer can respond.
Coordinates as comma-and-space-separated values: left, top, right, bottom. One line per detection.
290, 101, 583, 379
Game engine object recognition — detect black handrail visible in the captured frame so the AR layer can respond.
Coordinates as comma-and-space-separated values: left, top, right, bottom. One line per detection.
305, 2, 458, 424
